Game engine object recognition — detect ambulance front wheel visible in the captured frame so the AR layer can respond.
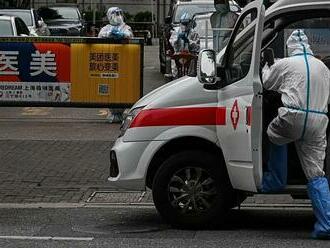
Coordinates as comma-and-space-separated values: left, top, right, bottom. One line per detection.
152, 150, 236, 229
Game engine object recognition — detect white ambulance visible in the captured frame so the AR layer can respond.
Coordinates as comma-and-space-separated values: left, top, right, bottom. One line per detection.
109, 0, 330, 228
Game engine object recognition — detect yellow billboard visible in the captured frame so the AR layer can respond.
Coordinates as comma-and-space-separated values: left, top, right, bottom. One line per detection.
0, 37, 143, 107
71, 43, 141, 104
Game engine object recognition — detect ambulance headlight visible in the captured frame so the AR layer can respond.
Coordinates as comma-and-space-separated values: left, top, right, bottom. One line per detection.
119, 107, 144, 137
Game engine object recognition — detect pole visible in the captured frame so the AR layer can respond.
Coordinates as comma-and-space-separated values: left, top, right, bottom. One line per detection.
150, 0, 154, 21
150, 0, 154, 38
163, 0, 166, 24
93, 7, 96, 26
156, 0, 160, 37
90, 0, 96, 36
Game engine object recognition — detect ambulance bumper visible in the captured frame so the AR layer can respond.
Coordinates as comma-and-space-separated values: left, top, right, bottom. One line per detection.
108, 137, 151, 191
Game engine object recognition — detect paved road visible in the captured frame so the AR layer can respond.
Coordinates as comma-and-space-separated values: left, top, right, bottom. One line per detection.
0, 205, 325, 248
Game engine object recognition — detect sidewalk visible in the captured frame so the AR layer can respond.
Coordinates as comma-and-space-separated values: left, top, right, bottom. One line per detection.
0, 139, 116, 203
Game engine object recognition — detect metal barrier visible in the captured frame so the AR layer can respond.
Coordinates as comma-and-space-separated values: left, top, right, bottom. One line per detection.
0, 37, 144, 108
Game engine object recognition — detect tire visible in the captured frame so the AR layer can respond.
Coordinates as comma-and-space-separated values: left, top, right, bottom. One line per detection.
152, 150, 236, 229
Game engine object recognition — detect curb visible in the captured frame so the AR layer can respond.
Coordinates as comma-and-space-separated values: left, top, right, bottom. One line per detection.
0, 202, 312, 209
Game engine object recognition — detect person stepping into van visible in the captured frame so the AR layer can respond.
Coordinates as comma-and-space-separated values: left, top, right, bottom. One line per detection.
262, 29, 330, 239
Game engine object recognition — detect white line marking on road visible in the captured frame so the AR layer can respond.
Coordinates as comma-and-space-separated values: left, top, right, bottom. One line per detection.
52, 237, 94, 241
0, 236, 52, 240
0, 236, 94, 241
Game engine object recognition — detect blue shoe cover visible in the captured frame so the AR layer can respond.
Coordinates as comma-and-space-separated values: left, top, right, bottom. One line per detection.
261, 143, 287, 193
308, 177, 330, 239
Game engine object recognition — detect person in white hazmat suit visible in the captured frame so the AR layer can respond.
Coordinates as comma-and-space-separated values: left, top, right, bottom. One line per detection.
262, 29, 330, 239
98, 7, 133, 39
210, 0, 238, 53
169, 13, 200, 78
98, 7, 133, 123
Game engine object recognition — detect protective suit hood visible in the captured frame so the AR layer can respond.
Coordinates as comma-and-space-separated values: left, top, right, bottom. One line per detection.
286, 29, 313, 56
107, 7, 124, 26
179, 12, 193, 33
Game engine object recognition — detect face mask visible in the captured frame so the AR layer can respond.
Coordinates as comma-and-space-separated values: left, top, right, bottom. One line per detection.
109, 14, 123, 26
215, 4, 229, 13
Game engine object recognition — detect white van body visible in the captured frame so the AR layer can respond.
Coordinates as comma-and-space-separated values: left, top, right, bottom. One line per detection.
109, 0, 330, 227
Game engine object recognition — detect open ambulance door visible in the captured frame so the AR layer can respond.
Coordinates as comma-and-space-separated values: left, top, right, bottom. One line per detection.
216, 0, 265, 192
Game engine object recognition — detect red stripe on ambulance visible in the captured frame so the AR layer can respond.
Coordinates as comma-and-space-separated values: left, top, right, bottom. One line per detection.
130, 107, 227, 127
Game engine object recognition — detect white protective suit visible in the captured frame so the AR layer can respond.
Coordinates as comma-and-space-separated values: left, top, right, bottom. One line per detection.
263, 29, 330, 180
210, 3, 238, 53
98, 7, 133, 39
169, 26, 200, 54
169, 14, 200, 78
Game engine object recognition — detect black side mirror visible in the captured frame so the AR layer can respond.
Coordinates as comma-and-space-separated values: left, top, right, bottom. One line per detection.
198, 49, 217, 85
165, 16, 172, 24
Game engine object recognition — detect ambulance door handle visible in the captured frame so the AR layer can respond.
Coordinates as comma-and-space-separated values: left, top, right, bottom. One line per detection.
246, 106, 251, 126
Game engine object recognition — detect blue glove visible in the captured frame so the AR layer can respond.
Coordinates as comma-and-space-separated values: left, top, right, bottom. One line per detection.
178, 32, 184, 39
183, 35, 189, 43
111, 29, 125, 39
178, 32, 189, 43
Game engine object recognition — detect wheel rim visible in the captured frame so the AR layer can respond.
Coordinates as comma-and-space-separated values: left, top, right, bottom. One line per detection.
168, 167, 217, 214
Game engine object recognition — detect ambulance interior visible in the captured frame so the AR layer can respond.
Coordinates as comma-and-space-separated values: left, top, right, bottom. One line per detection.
229, 9, 330, 190
260, 11, 330, 187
